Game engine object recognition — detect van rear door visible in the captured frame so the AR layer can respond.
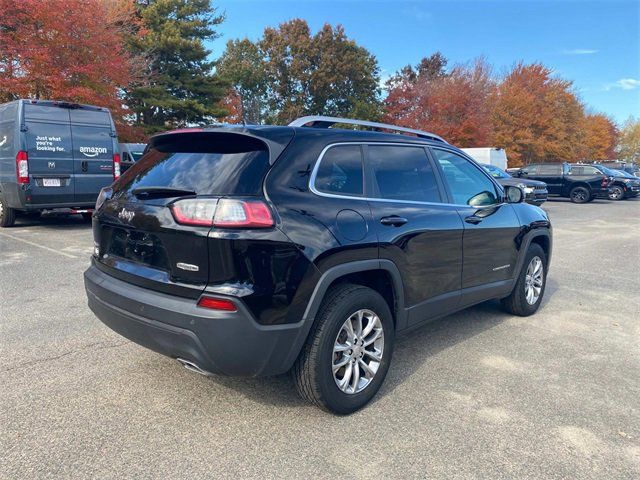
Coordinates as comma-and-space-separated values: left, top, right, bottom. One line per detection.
23, 103, 75, 205
69, 108, 115, 204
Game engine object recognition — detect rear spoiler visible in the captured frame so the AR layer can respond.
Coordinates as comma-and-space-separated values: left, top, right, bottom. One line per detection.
150, 127, 295, 164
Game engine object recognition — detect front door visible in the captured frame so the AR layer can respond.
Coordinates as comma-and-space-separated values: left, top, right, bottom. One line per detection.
364, 144, 464, 326
430, 148, 521, 296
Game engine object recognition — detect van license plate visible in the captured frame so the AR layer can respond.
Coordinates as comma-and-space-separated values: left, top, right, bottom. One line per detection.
43, 178, 61, 187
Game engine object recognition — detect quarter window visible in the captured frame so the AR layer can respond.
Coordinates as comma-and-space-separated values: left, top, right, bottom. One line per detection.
315, 145, 364, 196
367, 145, 442, 202
432, 149, 499, 206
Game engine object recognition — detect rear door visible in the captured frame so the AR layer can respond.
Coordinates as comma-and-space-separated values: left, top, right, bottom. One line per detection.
364, 144, 464, 326
23, 103, 75, 205
70, 108, 115, 204
534, 164, 563, 195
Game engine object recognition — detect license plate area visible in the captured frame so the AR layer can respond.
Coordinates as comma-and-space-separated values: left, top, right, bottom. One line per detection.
42, 178, 61, 187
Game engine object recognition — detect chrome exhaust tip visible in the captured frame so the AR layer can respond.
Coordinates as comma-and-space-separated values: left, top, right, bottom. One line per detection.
176, 358, 211, 376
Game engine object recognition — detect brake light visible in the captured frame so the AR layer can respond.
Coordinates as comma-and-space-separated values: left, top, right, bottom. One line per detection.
16, 151, 29, 184
197, 296, 237, 312
171, 199, 217, 226
170, 198, 274, 228
113, 153, 121, 179
213, 199, 274, 228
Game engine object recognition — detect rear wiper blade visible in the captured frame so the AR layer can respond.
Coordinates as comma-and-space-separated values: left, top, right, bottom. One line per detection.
132, 187, 197, 198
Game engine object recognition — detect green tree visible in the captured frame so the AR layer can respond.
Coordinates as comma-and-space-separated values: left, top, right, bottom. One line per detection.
125, 0, 228, 134
217, 38, 268, 124
617, 117, 640, 163
217, 19, 382, 124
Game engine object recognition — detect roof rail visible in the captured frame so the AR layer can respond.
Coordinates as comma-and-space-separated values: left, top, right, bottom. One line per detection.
288, 115, 448, 143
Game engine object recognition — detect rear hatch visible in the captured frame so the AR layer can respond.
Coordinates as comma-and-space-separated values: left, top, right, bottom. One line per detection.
95, 129, 292, 298
69, 108, 116, 204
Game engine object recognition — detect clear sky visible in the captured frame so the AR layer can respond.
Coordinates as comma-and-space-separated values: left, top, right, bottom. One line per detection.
208, 0, 640, 125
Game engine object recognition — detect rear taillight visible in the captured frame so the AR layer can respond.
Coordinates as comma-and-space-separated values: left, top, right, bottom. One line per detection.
113, 153, 121, 179
197, 296, 237, 312
95, 187, 112, 211
16, 151, 29, 184
170, 198, 274, 228
171, 199, 217, 226
213, 199, 274, 228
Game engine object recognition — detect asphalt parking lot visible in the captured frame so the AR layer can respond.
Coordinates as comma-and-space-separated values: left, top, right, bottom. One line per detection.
1, 198, 639, 479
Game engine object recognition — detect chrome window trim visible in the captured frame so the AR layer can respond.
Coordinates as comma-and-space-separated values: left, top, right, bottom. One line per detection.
309, 142, 470, 208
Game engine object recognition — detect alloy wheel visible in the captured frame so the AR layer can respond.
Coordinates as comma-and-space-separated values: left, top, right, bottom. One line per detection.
524, 256, 544, 305
332, 309, 384, 394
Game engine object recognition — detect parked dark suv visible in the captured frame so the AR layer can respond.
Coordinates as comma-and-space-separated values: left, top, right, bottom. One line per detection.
84, 116, 553, 414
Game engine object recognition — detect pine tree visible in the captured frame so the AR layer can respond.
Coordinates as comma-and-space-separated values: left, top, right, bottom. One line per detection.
125, 0, 228, 134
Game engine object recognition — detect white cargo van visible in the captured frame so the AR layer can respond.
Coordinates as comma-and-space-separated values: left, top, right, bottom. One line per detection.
461, 148, 508, 170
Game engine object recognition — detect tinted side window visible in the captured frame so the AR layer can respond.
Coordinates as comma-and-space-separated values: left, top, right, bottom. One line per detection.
432, 149, 498, 206
581, 166, 600, 175
368, 145, 441, 202
521, 165, 538, 175
315, 145, 363, 196
538, 164, 561, 175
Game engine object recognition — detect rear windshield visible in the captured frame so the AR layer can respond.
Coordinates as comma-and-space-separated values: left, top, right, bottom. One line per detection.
114, 133, 270, 196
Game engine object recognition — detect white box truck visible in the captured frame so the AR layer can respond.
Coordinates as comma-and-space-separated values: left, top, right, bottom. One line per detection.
462, 147, 508, 170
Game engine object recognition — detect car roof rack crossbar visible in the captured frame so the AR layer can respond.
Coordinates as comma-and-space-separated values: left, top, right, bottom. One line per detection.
288, 115, 448, 143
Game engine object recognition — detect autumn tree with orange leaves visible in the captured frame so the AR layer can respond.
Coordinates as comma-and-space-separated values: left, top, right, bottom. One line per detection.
0, 0, 142, 139
384, 58, 618, 166
384, 55, 495, 147
581, 113, 618, 160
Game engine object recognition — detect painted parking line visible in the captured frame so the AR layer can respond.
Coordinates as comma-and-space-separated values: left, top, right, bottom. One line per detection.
0, 231, 78, 259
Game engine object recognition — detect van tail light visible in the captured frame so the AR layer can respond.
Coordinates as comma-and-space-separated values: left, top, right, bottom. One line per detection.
113, 153, 121, 179
16, 151, 29, 184
197, 296, 237, 312
170, 198, 274, 228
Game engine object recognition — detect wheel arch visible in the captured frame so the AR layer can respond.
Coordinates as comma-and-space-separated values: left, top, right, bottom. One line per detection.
301, 260, 406, 330
514, 230, 552, 279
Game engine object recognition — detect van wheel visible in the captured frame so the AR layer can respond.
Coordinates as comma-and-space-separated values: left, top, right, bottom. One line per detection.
569, 186, 590, 203
292, 284, 394, 414
501, 243, 547, 316
0, 197, 16, 227
81, 212, 93, 222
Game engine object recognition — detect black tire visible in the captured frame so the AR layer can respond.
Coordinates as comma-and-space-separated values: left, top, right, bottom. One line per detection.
569, 186, 590, 204
608, 185, 624, 201
0, 196, 16, 227
81, 212, 93, 222
292, 284, 395, 414
501, 243, 547, 316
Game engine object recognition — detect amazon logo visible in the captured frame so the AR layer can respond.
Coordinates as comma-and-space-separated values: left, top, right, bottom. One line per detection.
79, 146, 107, 157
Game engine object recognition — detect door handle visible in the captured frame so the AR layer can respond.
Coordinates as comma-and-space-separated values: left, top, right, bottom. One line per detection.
81, 160, 88, 172
464, 215, 482, 225
380, 216, 408, 227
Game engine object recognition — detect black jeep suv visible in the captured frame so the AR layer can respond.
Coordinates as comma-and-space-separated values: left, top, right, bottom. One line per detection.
84, 116, 552, 414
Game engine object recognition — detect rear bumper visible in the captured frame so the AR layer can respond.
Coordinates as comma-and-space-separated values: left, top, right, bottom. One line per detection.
84, 263, 308, 377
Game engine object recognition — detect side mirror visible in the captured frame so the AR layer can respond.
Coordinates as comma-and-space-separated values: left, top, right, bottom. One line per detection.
504, 185, 525, 204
